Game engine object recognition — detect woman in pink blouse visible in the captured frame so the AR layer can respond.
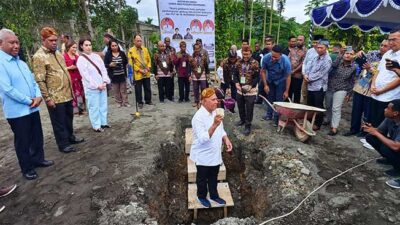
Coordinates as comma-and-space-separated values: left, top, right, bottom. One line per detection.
63, 41, 86, 115
76, 37, 111, 132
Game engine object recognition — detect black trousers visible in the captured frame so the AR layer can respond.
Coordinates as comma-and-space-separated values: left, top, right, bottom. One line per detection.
7, 111, 45, 173
178, 77, 190, 101
370, 98, 389, 127
366, 134, 400, 171
256, 80, 267, 102
196, 165, 220, 199
135, 78, 152, 104
289, 77, 303, 103
237, 94, 256, 127
307, 89, 325, 128
47, 101, 74, 150
157, 77, 173, 101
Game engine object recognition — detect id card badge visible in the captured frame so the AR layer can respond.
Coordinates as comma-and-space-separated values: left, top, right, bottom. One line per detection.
240, 76, 246, 84
182, 61, 186, 68
197, 66, 201, 74
162, 61, 167, 68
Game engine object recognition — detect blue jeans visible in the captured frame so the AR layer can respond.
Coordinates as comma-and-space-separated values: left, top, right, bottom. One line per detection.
350, 92, 371, 133
85, 88, 108, 129
266, 81, 285, 122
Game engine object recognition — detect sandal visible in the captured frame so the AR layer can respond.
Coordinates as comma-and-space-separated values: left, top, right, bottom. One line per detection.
93, 128, 104, 132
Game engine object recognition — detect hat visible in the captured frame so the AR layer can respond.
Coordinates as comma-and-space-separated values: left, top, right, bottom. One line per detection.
318, 39, 330, 47
313, 34, 324, 41
201, 88, 215, 100
40, 27, 57, 39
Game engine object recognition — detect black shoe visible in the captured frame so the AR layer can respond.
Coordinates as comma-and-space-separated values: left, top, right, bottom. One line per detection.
23, 170, 38, 180
376, 158, 392, 165
138, 103, 144, 109
145, 102, 154, 105
385, 168, 400, 177
243, 127, 251, 136
235, 120, 245, 126
101, 125, 111, 129
70, 136, 84, 144
328, 130, 338, 136
322, 121, 329, 126
60, 146, 75, 153
343, 131, 358, 136
178, 99, 183, 103
185, 99, 190, 102
35, 160, 54, 168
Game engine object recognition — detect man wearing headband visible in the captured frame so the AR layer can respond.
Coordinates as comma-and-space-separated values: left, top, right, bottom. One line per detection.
233, 45, 260, 135
33, 27, 84, 154
303, 39, 332, 131
324, 47, 356, 136
190, 88, 233, 208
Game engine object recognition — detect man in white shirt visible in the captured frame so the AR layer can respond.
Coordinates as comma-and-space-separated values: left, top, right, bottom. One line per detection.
190, 88, 233, 208
370, 29, 400, 127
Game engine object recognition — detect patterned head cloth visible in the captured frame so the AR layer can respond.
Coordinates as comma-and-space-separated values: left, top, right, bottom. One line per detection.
201, 87, 216, 100
40, 27, 58, 39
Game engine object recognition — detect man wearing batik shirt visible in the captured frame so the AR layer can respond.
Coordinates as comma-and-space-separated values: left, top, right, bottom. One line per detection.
288, 35, 307, 103
190, 43, 209, 107
303, 39, 332, 131
172, 41, 192, 102
32, 27, 84, 154
154, 41, 174, 103
302, 34, 324, 104
233, 45, 260, 136
222, 46, 240, 99
164, 37, 176, 100
344, 40, 390, 137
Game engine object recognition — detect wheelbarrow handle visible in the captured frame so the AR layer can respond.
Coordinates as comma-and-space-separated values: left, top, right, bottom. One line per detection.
258, 94, 277, 112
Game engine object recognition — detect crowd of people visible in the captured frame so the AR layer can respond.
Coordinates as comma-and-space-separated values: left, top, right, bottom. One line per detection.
0, 25, 400, 212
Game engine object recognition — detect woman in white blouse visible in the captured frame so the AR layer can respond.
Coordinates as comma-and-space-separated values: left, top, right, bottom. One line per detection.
76, 37, 111, 132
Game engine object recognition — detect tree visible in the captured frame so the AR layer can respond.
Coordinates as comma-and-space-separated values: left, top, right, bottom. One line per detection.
276, 0, 286, 44
145, 18, 153, 25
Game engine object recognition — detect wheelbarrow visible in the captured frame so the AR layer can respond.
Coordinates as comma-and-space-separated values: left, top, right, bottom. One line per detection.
259, 95, 326, 142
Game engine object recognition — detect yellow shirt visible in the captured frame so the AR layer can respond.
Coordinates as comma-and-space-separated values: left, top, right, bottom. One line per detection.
128, 46, 151, 81
32, 46, 73, 103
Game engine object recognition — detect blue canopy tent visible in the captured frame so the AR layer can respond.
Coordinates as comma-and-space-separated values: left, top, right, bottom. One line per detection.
311, 0, 400, 33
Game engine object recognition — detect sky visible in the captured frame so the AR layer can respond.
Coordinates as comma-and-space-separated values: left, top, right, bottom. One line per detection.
126, 0, 338, 25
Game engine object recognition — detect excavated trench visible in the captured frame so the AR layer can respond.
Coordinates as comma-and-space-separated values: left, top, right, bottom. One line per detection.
141, 117, 271, 224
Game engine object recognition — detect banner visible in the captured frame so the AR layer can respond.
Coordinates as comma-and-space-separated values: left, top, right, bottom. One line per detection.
157, 0, 215, 68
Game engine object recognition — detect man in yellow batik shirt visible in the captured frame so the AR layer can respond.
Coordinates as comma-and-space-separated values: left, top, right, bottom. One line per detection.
128, 34, 152, 108
32, 27, 84, 154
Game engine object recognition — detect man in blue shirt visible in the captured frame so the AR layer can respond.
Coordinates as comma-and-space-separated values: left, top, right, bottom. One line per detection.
261, 45, 292, 126
0, 28, 53, 180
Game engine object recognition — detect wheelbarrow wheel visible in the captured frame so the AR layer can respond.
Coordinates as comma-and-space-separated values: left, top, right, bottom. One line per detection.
294, 121, 312, 142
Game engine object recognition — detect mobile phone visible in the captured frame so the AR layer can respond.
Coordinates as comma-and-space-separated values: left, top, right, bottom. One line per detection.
355, 53, 367, 67
386, 59, 400, 69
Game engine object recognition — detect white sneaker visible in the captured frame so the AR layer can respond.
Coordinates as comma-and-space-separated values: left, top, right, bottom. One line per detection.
360, 138, 367, 145
363, 143, 375, 150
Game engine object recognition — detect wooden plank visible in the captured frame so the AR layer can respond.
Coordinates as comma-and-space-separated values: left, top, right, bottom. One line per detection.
188, 182, 234, 209
185, 128, 192, 154
187, 157, 226, 183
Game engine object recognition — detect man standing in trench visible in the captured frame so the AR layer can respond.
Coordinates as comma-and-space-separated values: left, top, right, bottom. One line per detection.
190, 88, 233, 208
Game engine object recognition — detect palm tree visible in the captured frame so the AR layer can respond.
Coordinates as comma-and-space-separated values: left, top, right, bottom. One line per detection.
276, 0, 286, 44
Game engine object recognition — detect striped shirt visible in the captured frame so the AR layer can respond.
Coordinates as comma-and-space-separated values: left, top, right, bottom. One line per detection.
307, 53, 332, 91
